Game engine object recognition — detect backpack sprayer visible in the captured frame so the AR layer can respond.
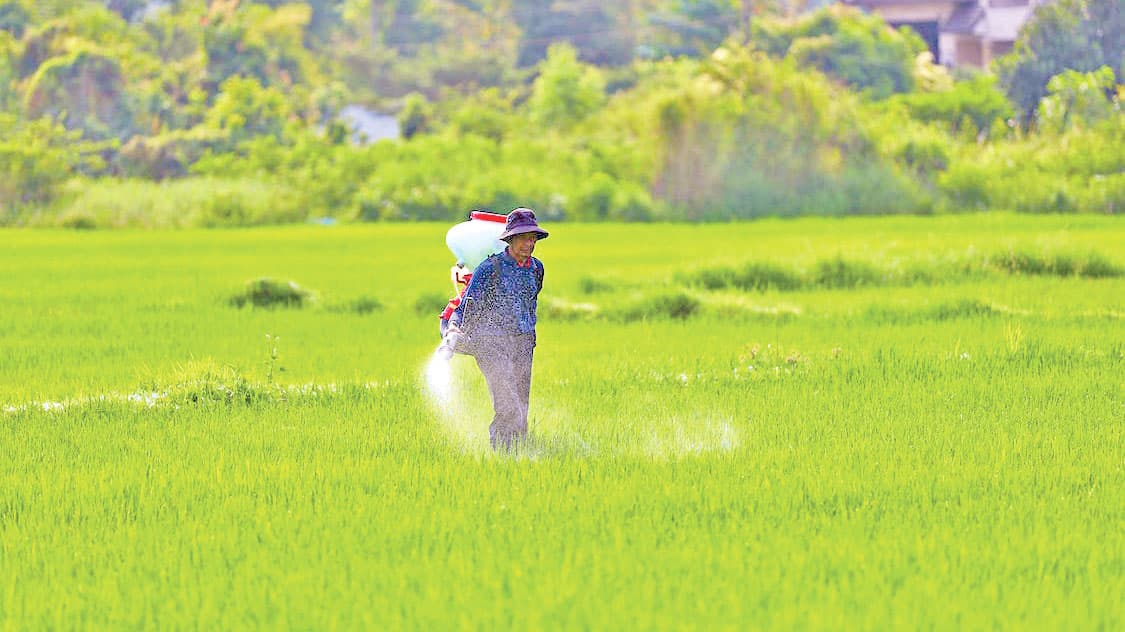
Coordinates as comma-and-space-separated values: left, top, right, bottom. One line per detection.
436, 211, 508, 360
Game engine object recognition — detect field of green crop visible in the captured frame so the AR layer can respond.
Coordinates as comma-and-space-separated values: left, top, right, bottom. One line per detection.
2, 213, 1123, 629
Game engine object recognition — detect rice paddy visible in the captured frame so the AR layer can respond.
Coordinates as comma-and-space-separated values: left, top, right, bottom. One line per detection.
1, 213, 1122, 629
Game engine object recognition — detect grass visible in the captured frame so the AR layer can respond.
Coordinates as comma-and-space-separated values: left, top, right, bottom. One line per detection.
1, 213, 1123, 629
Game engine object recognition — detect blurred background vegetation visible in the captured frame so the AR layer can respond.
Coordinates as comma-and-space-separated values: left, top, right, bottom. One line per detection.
0, 0, 1120, 227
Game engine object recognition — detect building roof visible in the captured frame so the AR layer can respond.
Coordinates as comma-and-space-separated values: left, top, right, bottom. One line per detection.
842, 0, 958, 5
942, 3, 985, 34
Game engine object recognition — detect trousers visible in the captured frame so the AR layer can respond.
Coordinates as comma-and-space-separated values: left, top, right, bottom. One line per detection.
473, 334, 535, 450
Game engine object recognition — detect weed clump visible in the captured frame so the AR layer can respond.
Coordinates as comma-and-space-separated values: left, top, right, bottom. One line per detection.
578, 276, 618, 294
618, 292, 701, 322
989, 248, 1123, 278
686, 262, 802, 291
812, 256, 881, 289
229, 278, 312, 309
863, 298, 998, 324
737, 262, 803, 291
152, 362, 263, 406
328, 296, 383, 315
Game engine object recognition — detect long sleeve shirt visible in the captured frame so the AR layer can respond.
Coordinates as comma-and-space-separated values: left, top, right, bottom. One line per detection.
449, 249, 543, 338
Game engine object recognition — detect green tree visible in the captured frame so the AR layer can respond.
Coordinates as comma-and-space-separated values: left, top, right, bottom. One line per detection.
528, 43, 606, 129
398, 91, 433, 139
644, 0, 740, 57
754, 6, 925, 98
0, 113, 98, 210
203, 75, 291, 143
23, 47, 133, 140
893, 72, 1014, 135
1036, 66, 1119, 134
511, 0, 634, 67
996, 0, 1123, 123
0, 0, 31, 38
0, 29, 15, 110
201, 1, 318, 92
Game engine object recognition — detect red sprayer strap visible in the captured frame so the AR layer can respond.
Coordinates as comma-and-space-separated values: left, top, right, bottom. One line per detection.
440, 285, 470, 320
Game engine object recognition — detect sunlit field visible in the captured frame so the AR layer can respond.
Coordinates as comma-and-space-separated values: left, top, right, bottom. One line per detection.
2, 214, 1123, 628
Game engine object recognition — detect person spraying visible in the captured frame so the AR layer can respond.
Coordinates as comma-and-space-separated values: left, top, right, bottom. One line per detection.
444, 209, 548, 450
437, 210, 508, 354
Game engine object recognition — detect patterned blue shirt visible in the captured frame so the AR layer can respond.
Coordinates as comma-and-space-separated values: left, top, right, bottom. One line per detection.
449, 249, 543, 338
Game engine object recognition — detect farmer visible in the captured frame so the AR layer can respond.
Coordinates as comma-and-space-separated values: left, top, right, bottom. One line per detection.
447, 209, 547, 450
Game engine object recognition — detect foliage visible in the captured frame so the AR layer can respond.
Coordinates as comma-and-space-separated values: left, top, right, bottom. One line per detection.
1036, 66, 1120, 134
511, 0, 633, 67
229, 277, 314, 309
0, 0, 1121, 224
890, 72, 1014, 135
0, 1, 31, 39
642, 0, 741, 58
938, 112, 1124, 213
202, 75, 292, 144
625, 45, 926, 218
398, 91, 433, 139
995, 0, 1124, 123
527, 43, 606, 130
46, 177, 307, 228
0, 114, 100, 215
753, 6, 926, 98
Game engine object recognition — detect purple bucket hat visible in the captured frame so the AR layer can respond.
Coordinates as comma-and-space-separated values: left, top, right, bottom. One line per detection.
499, 208, 549, 242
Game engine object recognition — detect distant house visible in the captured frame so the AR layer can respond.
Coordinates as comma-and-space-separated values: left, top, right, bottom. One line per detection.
842, 0, 1047, 68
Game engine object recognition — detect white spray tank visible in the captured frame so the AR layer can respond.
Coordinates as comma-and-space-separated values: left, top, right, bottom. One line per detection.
437, 211, 508, 360
445, 211, 508, 271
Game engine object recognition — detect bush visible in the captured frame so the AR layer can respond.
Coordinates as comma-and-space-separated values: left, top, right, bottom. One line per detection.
229, 278, 313, 309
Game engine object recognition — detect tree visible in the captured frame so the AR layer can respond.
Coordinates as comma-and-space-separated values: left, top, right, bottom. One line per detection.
23, 47, 133, 140
1035, 66, 1119, 134
511, 0, 634, 67
645, 0, 740, 57
0, 113, 98, 209
527, 43, 606, 129
753, 6, 926, 98
996, 0, 1123, 123
105, 0, 148, 22
0, 0, 31, 38
398, 91, 433, 139
203, 75, 291, 143
0, 30, 15, 110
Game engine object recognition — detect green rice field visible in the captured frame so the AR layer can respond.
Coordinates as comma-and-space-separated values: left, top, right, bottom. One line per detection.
1, 213, 1123, 628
